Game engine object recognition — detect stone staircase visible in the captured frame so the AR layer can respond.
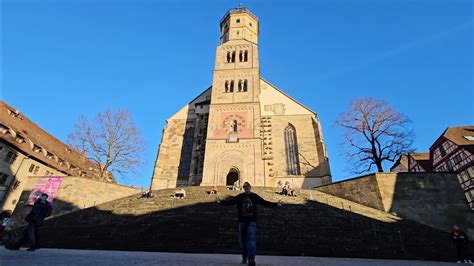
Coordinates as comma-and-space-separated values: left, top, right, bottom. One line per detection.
37, 187, 469, 261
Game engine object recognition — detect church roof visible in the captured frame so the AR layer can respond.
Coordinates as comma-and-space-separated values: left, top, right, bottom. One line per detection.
260, 78, 317, 116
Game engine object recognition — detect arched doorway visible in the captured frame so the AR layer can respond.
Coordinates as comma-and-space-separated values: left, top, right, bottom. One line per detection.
226, 168, 239, 186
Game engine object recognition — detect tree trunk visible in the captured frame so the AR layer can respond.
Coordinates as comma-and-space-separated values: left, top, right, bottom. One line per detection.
376, 160, 384, 172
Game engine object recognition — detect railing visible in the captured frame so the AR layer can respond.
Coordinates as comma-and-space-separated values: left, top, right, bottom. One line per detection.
219, 7, 259, 25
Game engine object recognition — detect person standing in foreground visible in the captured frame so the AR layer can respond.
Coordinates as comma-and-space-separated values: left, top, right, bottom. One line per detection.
216, 182, 282, 266
19, 193, 53, 251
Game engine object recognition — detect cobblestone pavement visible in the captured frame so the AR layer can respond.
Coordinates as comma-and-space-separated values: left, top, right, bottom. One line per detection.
0, 247, 464, 266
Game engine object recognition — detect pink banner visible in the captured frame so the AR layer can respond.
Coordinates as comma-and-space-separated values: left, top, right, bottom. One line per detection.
26, 177, 63, 205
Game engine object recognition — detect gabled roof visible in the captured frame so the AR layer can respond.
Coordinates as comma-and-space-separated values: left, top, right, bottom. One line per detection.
410, 152, 430, 161
409, 152, 431, 171
390, 152, 431, 172
390, 154, 409, 171
430, 126, 474, 152
0, 101, 113, 182
260, 77, 317, 116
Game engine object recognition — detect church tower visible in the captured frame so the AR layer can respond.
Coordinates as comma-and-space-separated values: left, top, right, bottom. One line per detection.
201, 7, 264, 186
151, 7, 331, 190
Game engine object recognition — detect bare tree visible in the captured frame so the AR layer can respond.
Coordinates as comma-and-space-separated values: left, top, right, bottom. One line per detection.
67, 109, 146, 181
336, 98, 414, 173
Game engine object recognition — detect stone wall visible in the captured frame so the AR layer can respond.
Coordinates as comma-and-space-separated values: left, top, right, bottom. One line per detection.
315, 174, 384, 210
152, 119, 188, 190
11, 176, 140, 224
316, 172, 474, 237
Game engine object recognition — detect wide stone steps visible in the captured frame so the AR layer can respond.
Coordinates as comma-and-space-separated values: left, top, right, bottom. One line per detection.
37, 186, 463, 261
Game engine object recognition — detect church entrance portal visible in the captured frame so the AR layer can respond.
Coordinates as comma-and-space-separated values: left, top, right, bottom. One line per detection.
226, 168, 239, 186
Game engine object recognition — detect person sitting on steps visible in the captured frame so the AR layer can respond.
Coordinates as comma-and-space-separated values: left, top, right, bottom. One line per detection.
139, 190, 154, 199
276, 180, 283, 191
174, 188, 186, 199
210, 184, 218, 195
232, 181, 240, 191
282, 181, 296, 197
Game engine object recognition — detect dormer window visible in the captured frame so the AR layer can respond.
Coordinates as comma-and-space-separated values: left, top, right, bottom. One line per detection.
0, 124, 9, 134
32, 144, 42, 153
7, 109, 21, 118
15, 135, 25, 144
46, 152, 55, 160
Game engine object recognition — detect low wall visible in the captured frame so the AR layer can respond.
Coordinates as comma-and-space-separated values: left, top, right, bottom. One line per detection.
316, 172, 474, 237
313, 174, 384, 210
11, 176, 141, 224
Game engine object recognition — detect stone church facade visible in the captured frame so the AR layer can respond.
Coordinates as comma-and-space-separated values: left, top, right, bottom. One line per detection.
151, 7, 331, 190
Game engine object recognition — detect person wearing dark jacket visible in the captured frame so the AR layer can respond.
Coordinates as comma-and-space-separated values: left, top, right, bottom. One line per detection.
19, 193, 53, 251
451, 225, 471, 263
217, 182, 281, 266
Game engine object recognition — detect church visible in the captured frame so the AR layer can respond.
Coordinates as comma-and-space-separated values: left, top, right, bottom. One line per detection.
151, 7, 331, 190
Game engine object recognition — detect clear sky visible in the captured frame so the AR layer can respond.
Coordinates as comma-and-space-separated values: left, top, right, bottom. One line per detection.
2, 0, 473, 188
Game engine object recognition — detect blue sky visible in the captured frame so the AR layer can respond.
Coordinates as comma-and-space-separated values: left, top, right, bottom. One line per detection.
2, 0, 473, 188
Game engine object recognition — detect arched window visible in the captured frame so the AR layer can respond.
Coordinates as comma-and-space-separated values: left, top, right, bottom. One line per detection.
284, 124, 300, 175
230, 80, 234, 92
239, 51, 243, 62
244, 50, 248, 62
231, 51, 236, 63
238, 80, 243, 92
243, 80, 248, 91
225, 81, 229, 93
226, 52, 231, 63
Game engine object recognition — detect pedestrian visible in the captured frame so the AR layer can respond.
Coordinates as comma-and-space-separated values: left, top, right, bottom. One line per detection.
276, 180, 283, 191
0, 210, 12, 232
216, 182, 282, 266
451, 225, 471, 263
18, 193, 53, 251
